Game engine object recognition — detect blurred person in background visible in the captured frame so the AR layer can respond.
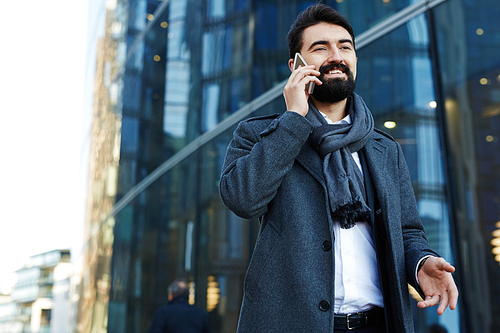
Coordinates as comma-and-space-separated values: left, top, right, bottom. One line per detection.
149, 280, 209, 333
428, 323, 448, 333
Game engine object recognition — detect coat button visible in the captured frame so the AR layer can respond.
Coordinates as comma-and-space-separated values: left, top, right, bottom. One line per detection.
322, 240, 332, 251
319, 300, 330, 311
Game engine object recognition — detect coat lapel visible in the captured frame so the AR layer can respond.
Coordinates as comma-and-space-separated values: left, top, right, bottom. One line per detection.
362, 133, 389, 206
363, 133, 401, 331
295, 141, 326, 186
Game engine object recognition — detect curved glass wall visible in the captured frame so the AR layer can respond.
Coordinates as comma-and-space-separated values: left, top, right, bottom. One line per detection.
356, 13, 459, 332
79, 0, 500, 332
432, 0, 500, 331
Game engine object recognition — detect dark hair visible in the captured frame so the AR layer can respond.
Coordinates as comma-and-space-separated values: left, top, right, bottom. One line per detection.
168, 280, 189, 298
287, 3, 355, 59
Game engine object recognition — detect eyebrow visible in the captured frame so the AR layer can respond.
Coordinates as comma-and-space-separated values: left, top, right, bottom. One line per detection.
307, 38, 354, 51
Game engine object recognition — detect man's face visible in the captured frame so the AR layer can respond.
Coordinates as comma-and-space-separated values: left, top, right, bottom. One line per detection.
296, 22, 357, 103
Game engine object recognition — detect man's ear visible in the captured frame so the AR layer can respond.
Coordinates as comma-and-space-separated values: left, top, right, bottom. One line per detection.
288, 58, 294, 72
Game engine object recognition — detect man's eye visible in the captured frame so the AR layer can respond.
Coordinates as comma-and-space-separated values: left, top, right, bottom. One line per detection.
314, 47, 326, 51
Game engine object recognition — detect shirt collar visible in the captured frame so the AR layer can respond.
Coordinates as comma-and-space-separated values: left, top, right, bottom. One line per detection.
318, 110, 352, 125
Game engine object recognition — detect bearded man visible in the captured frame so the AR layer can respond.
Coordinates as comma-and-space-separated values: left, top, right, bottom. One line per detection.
219, 4, 458, 332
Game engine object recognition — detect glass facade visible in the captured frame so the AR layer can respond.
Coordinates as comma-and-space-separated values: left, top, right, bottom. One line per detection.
433, 0, 500, 331
79, 0, 500, 332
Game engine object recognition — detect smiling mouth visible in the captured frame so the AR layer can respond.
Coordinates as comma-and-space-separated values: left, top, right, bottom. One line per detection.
326, 69, 344, 75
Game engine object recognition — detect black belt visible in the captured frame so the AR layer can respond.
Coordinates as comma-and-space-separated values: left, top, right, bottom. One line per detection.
334, 307, 384, 330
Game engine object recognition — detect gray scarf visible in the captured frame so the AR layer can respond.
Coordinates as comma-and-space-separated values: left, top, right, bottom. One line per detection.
306, 93, 374, 229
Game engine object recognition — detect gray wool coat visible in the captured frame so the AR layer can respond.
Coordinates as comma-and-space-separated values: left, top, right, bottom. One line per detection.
219, 110, 438, 332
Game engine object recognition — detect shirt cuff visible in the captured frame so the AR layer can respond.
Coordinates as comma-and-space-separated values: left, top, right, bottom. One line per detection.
416, 255, 434, 286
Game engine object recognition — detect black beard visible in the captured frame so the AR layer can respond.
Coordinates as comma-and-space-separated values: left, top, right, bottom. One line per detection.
312, 63, 356, 104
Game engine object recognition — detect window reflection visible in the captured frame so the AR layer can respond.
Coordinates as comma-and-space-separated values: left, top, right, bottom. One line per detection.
208, 0, 225, 18
254, 3, 278, 51
434, 0, 500, 330
167, 21, 186, 60
163, 0, 191, 141
202, 83, 221, 132
202, 29, 229, 76
123, 75, 142, 111
357, 13, 459, 331
412, 57, 435, 109
129, 39, 144, 71
131, 0, 147, 30
121, 117, 139, 153
163, 105, 188, 138
169, 0, 187, 21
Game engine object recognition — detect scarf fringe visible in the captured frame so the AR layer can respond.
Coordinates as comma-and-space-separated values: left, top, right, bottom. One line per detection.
332, 200, 371, 229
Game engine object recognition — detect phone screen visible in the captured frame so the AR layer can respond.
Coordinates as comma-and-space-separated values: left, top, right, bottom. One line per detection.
293, 53, 315, 94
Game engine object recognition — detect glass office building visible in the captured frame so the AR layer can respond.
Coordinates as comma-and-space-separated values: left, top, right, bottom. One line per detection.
78, 0, 500, 332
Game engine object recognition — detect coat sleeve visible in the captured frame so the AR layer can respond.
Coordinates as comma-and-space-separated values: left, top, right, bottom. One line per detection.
396, 142, 440, 294
219, 111, 313, 219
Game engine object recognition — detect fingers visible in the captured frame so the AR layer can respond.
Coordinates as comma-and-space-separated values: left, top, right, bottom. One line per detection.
437, 293, 449, 315
433, 257, 455, 272
290, 65, 321, 86
417, 294, 448, 315
417, 284, 459, 315
283, 65, 321, 116
417, 294, 440, 309
443, 261, 456, 273
448, 280, 459, 310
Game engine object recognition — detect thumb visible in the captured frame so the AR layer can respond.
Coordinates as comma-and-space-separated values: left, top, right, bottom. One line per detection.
440, 259, 455, 273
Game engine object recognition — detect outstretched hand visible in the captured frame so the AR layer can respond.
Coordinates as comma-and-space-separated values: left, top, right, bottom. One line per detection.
417, 257, 458, 315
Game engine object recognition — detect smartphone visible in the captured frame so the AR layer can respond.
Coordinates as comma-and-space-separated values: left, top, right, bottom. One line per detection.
293, 53, 315, 94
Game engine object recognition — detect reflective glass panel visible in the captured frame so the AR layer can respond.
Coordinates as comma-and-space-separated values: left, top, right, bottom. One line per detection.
357, 13, 459, 332
433, 0, 500, 331
81, 1, 500, 332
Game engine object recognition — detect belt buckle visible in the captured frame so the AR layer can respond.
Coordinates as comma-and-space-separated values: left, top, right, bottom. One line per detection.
346, 312, 367, 330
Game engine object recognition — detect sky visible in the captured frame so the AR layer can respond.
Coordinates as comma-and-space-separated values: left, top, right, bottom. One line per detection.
0, 0, 93, 292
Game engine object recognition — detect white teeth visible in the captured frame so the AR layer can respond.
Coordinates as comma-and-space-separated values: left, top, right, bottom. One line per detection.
328, 70, 343, 74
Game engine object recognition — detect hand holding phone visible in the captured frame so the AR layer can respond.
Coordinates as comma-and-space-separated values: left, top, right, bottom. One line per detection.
284, 53, 320, 116
293, 53, 315, 94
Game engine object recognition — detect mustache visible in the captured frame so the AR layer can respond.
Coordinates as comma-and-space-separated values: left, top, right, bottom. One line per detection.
319, 63, 352, 76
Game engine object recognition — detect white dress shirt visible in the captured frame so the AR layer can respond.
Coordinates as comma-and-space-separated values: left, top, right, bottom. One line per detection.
319, 111, 384, 314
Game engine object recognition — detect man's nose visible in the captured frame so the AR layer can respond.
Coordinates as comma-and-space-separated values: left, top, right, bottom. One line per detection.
326, 48, 343, 63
